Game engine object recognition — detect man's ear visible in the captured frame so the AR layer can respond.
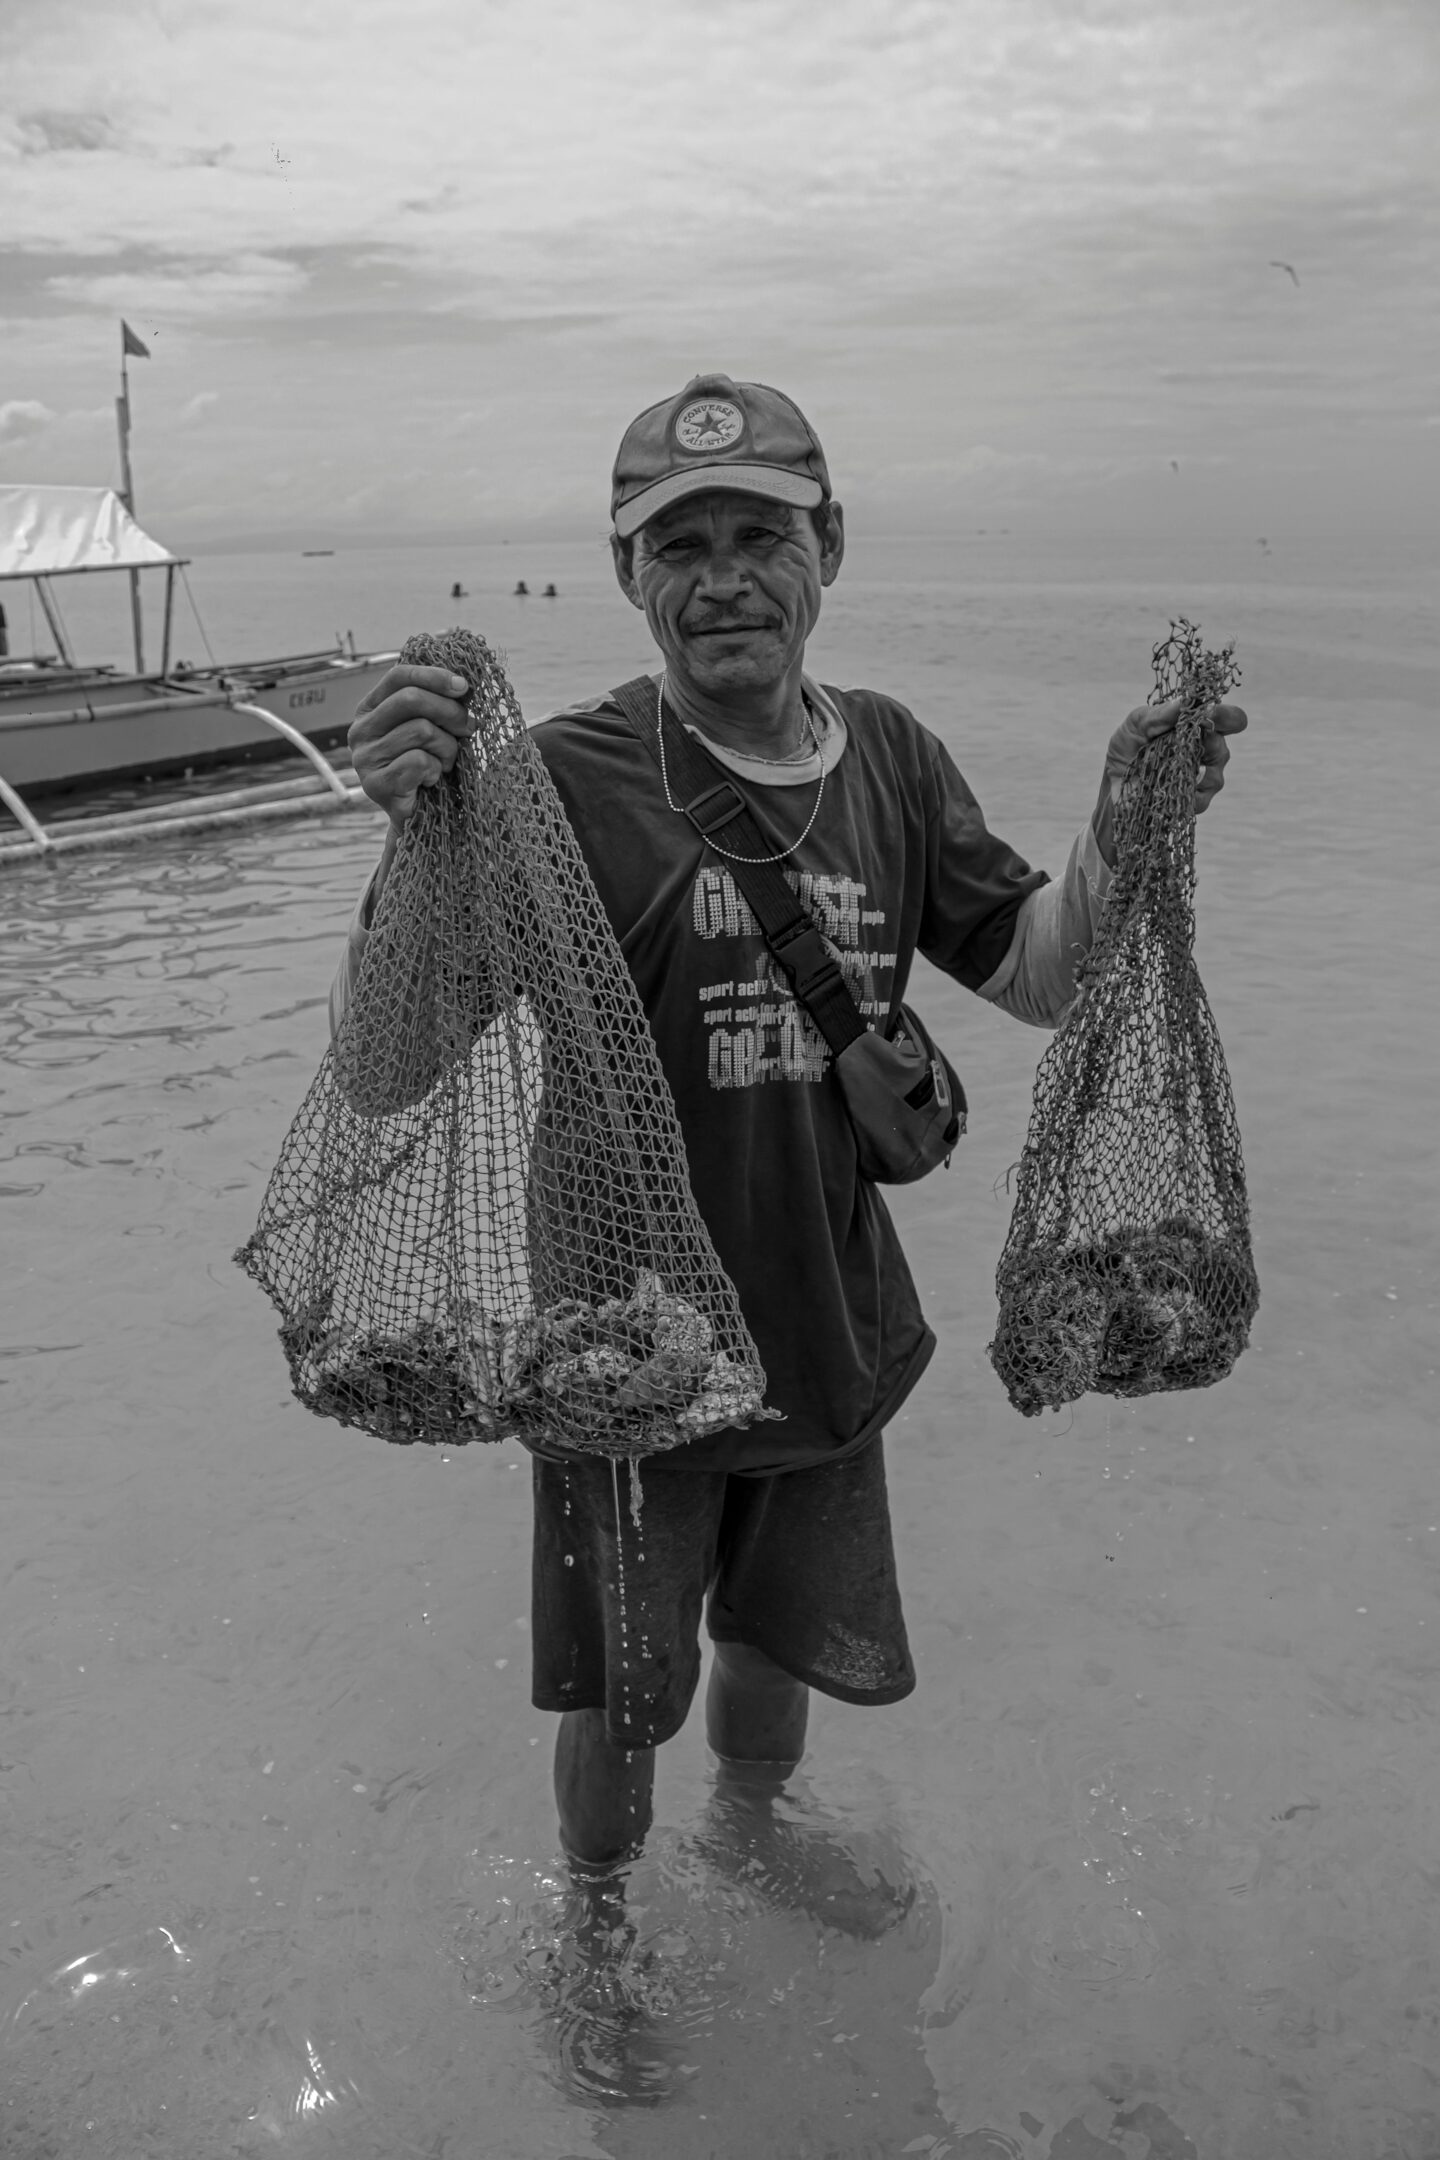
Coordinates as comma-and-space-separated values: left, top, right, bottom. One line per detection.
818, 502, 846, 589
609, 532, 645, 611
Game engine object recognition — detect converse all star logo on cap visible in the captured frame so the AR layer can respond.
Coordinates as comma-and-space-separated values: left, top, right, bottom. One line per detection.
674, 398, 744, 453
611, 371, 832, 539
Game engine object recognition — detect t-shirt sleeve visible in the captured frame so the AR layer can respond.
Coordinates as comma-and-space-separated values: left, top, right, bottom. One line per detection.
974, 819, 1112, 1028
916, 735, 1050, 990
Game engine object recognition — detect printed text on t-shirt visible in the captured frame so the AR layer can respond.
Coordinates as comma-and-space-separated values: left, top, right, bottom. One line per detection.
692, 866, 895, 1089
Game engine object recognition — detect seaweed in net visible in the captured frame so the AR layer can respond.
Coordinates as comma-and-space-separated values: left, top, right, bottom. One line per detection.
988, 618, 1259, 1417
235, 628, 777, 1457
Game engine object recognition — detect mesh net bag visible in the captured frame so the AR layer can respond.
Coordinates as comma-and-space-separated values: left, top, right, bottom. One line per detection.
989, 619, 1259, 1418
235, 628, 777, 1458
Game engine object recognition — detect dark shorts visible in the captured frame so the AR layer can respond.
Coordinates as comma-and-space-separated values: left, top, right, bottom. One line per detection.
529, 1436, 916, 1748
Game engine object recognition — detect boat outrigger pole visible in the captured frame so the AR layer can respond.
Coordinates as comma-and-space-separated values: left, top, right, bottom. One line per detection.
116, 320, 150, 676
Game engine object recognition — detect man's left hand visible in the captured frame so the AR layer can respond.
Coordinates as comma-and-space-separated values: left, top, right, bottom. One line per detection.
1103, 696, 1249, 817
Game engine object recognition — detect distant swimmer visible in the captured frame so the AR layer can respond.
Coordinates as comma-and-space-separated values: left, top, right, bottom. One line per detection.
514, 580, 529, 596
1269, 260, 1300, 287
543, 583, 558, 598
450, 582, 467, 599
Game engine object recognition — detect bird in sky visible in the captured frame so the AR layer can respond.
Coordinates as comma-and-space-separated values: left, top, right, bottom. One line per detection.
1269, 260, 1300, 287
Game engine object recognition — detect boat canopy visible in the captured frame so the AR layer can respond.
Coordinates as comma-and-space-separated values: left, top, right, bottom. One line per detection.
0, 486, 184, 580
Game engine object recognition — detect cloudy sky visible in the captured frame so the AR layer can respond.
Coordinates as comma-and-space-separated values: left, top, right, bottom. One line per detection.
2, 0, 1435, 547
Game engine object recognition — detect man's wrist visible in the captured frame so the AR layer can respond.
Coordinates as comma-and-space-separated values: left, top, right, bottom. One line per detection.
356, 826, 401, 930
1091, 774, 1117, 870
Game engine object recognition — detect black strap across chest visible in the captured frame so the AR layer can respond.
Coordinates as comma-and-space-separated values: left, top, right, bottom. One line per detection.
606, 674, 868, 1057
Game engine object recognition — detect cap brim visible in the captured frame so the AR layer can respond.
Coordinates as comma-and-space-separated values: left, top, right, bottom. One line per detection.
613, 464, 823, 540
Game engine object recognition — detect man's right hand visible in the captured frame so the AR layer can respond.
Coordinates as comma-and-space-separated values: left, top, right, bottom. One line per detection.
348, 664, 474, 830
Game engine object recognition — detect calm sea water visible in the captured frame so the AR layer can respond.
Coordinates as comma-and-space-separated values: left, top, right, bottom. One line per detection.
2, 531, 1437, 2158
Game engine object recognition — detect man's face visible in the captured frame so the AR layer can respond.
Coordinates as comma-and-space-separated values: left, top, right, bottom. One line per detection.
613, 491, 844, 703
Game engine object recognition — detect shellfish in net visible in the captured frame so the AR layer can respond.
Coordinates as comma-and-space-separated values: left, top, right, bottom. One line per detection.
989, 619, 1259, 1417
236, 629, 777, 1457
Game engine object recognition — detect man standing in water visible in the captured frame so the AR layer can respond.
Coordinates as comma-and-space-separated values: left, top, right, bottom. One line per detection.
336, 375, 1245, 1913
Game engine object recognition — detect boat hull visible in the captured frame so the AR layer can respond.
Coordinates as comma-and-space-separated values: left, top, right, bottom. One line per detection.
0, 651, 397, 798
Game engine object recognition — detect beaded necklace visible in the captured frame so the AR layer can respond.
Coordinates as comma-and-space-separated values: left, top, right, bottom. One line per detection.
655, 678, 826, 866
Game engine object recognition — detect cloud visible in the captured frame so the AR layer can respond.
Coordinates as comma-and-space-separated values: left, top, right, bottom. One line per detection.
180, 390, 219, 423
4, 0, 1431, 305
955, 446, 1053, 477
45, 252, 308, 318
1, 0, 1434, 536
0, 398, 55, 447
14, 108, 116, 156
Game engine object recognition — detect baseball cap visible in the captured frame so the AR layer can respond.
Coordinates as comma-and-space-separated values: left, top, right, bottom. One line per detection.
610, 372, 831, 540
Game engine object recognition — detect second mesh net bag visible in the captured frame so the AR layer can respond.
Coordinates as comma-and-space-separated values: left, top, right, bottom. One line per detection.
989, 620, 1259, 1418
236, 629, 776, 1457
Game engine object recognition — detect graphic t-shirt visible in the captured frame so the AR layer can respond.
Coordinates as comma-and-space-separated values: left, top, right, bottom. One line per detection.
517, 681, 1049, 1475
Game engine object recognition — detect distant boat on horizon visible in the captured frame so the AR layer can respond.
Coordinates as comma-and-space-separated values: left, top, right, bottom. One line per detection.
302, 549, 335, 557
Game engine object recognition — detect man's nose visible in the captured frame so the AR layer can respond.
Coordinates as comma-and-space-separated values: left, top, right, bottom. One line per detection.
694, 548, 752, 602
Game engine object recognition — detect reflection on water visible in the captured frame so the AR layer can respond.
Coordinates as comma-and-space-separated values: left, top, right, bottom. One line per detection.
244, 2031, 361, 2139
2, 555, 1438, 2155
10, 1924, 194, 2028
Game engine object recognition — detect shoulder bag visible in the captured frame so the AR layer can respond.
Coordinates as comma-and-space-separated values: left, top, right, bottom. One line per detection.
607, 674, 965, 1185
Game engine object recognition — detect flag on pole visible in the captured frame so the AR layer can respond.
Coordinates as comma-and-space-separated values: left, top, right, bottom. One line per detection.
121, 320, 150, 359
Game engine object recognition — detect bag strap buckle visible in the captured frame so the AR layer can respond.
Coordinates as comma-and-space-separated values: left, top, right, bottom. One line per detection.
682, 781, 747, 841
770, 916, 845, 1003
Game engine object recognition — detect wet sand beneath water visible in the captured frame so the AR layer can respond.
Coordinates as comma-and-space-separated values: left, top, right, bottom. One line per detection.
0, 646, 1437, 2157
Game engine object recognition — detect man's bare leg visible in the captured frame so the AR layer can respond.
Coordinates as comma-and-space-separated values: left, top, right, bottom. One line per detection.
701, 1641, 913, 1936
554, 1709, 656, 1867
705, 1639, 809, 1783
555, 1645, 804, 1863
546, 1712, 676, 2107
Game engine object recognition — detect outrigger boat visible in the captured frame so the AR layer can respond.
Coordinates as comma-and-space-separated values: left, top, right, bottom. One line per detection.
0, 484, 393, 865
